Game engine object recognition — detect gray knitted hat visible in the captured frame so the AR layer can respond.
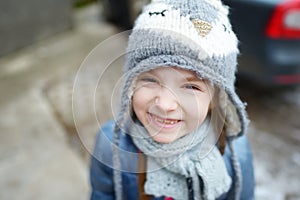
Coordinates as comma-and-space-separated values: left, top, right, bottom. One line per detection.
115, 0, 249, 138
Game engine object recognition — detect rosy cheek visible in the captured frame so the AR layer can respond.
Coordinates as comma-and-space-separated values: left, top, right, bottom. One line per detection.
192, 101, 211, 121
132, 96, 142, 114
132, 91, 149, 118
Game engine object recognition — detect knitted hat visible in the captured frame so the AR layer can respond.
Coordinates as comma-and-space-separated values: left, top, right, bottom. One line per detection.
114, 0, 249, 138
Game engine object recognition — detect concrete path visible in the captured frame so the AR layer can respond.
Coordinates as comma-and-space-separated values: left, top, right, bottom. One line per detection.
0, 89, 89, 200
0, 4, 117, 200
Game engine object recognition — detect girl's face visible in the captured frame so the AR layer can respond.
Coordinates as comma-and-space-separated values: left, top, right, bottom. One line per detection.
132, 67, 214, 144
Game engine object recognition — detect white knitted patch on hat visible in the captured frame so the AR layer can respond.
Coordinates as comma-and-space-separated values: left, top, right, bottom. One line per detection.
205, 0, 229, 15
134, 1, 238, 60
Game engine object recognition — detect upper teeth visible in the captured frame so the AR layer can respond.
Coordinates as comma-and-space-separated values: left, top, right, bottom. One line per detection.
153, 115, 178, 124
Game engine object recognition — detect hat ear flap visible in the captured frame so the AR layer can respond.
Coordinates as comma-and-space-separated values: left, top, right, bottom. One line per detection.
128, 77, 139, 123
130, 97, 138, 123
209, 87, 218, 110
224, 100, 241, 136
218, 89, 242, 137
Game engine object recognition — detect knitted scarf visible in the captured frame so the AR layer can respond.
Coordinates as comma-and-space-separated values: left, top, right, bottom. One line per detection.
130, 119, 232, 200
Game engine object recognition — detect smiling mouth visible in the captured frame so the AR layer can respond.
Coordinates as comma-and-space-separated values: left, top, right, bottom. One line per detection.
148, 113, 181, 126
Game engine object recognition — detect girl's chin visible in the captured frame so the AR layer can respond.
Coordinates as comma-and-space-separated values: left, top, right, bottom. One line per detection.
151, 136, 176, 144
149, 132, 181, 144
144, 124, 189, 144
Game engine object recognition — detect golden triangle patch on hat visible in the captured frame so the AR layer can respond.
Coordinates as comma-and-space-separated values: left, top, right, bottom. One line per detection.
192, 19, 213, 37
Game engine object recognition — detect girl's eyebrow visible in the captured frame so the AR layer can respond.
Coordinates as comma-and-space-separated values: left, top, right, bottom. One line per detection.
185, 76, 201, 82
141, 71, 155, 76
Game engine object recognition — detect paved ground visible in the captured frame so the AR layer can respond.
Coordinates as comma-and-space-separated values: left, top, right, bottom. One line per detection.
239, 86, 300, 200
0, 3, 299, 200
0, 5, 117, 200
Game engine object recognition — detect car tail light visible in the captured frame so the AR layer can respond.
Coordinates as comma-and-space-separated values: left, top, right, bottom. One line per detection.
265, 0, 300, 39
274, 74, 300, 84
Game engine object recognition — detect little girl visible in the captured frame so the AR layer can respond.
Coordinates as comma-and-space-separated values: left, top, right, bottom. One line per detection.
90, 0, 255, 199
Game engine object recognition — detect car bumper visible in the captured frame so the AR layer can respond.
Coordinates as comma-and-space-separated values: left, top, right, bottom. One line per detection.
238, 39, 300, 85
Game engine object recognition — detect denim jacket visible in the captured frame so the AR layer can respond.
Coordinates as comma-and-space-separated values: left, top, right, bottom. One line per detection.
90, 121, 255, 200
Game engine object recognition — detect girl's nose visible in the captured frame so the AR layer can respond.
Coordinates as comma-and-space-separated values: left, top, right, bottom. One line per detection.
155, 87, 178, 112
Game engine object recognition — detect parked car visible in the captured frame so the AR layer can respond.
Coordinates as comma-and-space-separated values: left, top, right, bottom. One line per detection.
223, 0, 300, 86
101, 0, 300, 86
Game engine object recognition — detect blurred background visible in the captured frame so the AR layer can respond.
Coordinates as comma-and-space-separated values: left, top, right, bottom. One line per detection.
0, 0, 300, 200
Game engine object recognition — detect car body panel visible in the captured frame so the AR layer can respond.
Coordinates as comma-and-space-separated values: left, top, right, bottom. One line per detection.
223, 0, 300, 85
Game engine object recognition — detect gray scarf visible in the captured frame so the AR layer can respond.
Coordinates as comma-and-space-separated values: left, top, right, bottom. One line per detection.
131, 119, 232, 200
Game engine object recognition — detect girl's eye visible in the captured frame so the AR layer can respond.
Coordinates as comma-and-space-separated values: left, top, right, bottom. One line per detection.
184, 84, 203, 91
137, 76, 160, 88
140, 77, 158, 83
